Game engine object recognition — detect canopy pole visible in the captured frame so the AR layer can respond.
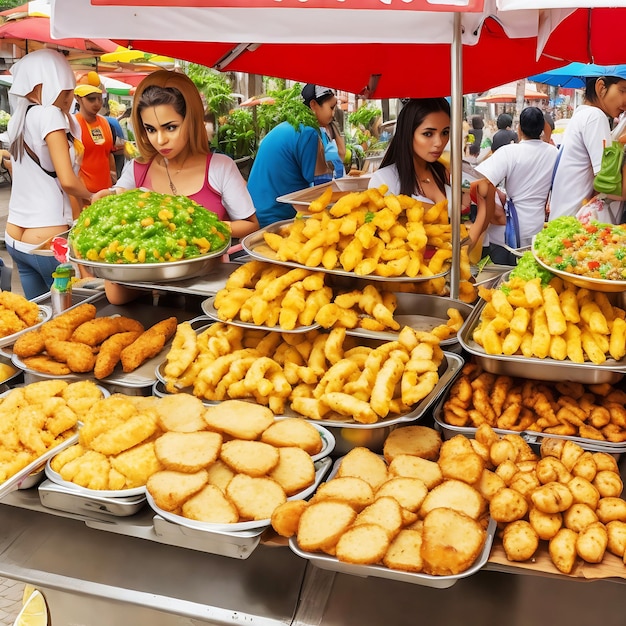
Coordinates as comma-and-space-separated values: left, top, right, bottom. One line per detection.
449, 12, 462, 300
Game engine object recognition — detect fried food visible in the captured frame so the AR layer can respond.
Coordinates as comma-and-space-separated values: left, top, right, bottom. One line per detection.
296, 500, 357, 552
271, 500, 309, 538
163, 321, 199, 378
154, 394, 207, 432
220, 440, 279, 477
120, 316, 178, 372
225, 474, 286, 521
549, 528, 578, 574
376, 477, 428, 513
12, 329, 45, 358
353, 496, 403, 539
383, 529, 424, 573
311, 476, 375, 511
0, 291, 40, 327
155, 431, 223, 473
71, 316, 144, 346
421, 508, 486, 576
147, 469, 209, 512
260, 418, 323, 455
531, 482, 574, 514
563, 503, 598, 532
40, 303, 97, 342
94, 331, 142, 379
336, 523, 391, 565
268, 446, 315, 495
382, 425, 441, 463
388, 455, 443, 489
576, 522, 608, 563
89, 411, 159, 456
421, 479, 487, 521
21, 355, 71, 376
110, 441, 163, 489
44, 339, 96, 373
336, 446, 388, 490
489, 487, 529, 523
529, 507, 562, 540
606, 520, 626, 557
204, 400, 275, 440
502, 520, 539, 562
182, 484, 239, 524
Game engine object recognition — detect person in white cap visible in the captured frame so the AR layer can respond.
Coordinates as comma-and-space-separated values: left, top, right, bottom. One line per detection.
73, 78, 116, 206
5, 48, 93, 299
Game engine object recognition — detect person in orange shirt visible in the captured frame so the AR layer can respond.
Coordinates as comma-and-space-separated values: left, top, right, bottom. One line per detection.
73, 83, 116, 206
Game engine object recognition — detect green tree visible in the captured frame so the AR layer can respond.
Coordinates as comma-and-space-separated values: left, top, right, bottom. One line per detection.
0, 0, 23, 8
186, 63, 234, 118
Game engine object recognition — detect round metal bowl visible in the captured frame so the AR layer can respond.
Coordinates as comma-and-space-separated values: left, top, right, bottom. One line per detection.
69, 241, 230, 283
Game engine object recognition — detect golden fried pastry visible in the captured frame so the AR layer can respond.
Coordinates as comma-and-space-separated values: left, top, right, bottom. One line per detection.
206, 460, 236, 493
353, 496, 403, 540
268, 446, 315, 496
89, 411, 159, 456
336, 446, 388, 490
376, 477, 428, 513
382, 425, 441, 463
596, 497, 626, 524
154, 394, 207, 432
120, 316, 178, 372
220, 440, 279, 477
383, 529, 423, 572
387, 454, 443, 490
311, 476, 375, 511
21, 355, 71, 376
94, 331, 142, 379
502, 520, 539, 562
531, 482, 574, 514
260, 417, 323, 455
421, 479, 488, 521
204, 399, 274, 440
61, 380, 105, 415
421, 508, 486, 576
0, 291, 40, 327
44, 339, 96, 373
182, 484, 239, 524
147, 469, 208, 511
336, 523, 390, 565
155, 431, 223, 473
225, 474, 286, 521
271, 500, 309, 538
163, 321, 198, 379
297, 500, 357, 552
40, 303, 97, 342
110, 441, 163, 489
71, 317, 134, 346
12, 329, 45, 358
529, 507, 562, 540
473, 469, 507, 502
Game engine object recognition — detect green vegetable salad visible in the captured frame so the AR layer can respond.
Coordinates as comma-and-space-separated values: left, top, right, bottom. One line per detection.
508, 251, 554, 286
70, 190, 230, 264
534, 217, 626, 281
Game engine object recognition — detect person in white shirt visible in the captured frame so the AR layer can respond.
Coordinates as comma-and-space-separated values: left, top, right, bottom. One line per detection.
549, 75, 626, 222
474, 107, 558, 265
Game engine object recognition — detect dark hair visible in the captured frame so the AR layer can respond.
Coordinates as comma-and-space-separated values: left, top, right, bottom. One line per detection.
301, 83, 335, 108
380, 98, 450, 197
584, 76, 625, 105
497, 113, 513, 130
471, 115, 484, 130
544, 111, 555, 131
519, 107, 545, 140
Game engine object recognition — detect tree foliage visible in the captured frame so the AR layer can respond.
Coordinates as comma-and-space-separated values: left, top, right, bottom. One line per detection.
186, 63, 234, 118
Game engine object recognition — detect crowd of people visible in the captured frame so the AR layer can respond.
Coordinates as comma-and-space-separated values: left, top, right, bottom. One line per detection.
3, 46, 626, 300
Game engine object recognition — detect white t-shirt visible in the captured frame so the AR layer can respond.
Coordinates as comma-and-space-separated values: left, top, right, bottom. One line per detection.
117, 152, 256, 220
369, 163, 452, 206
476, 139, 558, 247
9, 105, 76, 228
549, 104, 612, 221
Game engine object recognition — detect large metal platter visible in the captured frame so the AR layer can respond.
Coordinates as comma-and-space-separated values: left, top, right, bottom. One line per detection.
0, 304, 52, 349
458, 298, 626, 384
241, 220, 450, 283
532, 234, 626, 293
68, 239, 230, 283
201, 295, 321, 334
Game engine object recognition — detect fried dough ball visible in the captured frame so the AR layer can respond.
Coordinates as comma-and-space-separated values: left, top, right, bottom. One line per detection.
502, 520, 539, 562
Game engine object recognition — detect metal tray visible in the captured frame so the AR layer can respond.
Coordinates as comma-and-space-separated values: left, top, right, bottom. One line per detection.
39, 479, 146, 517
289, 517, 496, 589
344, 293, 473, 350
146, 456, 332, 533
0, 433, 79, 500
457, 297, 626, 384
276, 177, 371, 209
154, 351, 464, 429
0, 304, 52, 349
201, 295, 321, 334
431, 388, 626, 454
532, 234, 626, 294
241, 220, 450, 283
44, 461, 147, 498
68, 239, 230, 283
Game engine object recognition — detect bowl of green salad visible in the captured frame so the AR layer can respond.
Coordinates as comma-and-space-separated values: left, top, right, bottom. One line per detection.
68, 190, 231, 282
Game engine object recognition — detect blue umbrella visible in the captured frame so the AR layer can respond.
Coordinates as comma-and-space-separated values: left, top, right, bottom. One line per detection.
530, 63, 626, 89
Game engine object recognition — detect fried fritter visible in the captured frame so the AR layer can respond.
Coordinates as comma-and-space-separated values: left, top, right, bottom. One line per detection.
204, 399, 274, 440
61, 380, 105, 416
110, 441, 163, 488
0, 310, 26, 337
163, 321, 199, 379
336, 523, 391, 565
120, 316, 178, 372
260, 418, 323, 455
268, 446, 315, 496
383, 529, 424, 572
154, 394, 208, 432
89, 411, 159, 456
147, 469, 209, 512
94, 331, 142, 379
39, 303, 97, 342
182, 484, 239, 524
12, 329, 45, 358
21, 355, 71, 376
155, 431, 222, 473
383, 425, 442, 463
226, 474, 286, 521
336, 446, 388, 490
271, 500, 309, 538
44, 339, 96, 373
220, 440, 279, 477
311, 476, 375, 511
71, 316, 144, 346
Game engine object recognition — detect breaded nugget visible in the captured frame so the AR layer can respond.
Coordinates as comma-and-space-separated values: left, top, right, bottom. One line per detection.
94, 331, 142, 379
421, 508, 486, 576
22, 379, 68, 403
110, 441, 163, 489
268, 446, 315, 495
387, 454, 444, 490
297, 500, 358, 552
62, 380, 105, 416
78, 394, 138, 448
376, 477, 428, 513
90, 411, 159, 456
420, 479, 487, 520
155, 431, 223, 473
21, 355, 71, 376
0, 310, 26, 337
120, 316, 178, 372
50, 443, 85, 473
147, 469, 208, 511
45, 339, 96, 373
66, 450, 112, 490
12, 329, 45, 358
220, 440, 279, 477
226, 474, 286, 521
383, 529, 424, 572
204, 399, 274, 440
40, 303, 97, 342
154, 394, 207, 432
311, 476, 375, 511
336, 447, 388, 490
336, 523, 391, 565
71, 317, 125, 346
182, 484, 239, 524
206, 459, 236, 493
0, 291, 40, 327
383, 425, 442, 463
271, 500, 309, 538
260, 418, 323, 455
353, 496, 403, 540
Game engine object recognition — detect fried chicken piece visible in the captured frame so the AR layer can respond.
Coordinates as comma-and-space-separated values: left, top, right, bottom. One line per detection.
0, 291, 40, 327
71, 316, 145, 346
21, 355, 71, 376
120, 316, 178, 373
12, 329, 45, 358
93, 331, 142, 379
0, 310, 26, 337
40, 303, 97, 342
44, 339, 96, 373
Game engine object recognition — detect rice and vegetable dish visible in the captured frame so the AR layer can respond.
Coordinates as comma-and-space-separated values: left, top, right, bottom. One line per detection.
533, 216, 626, 281
70, 190, 231, 264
